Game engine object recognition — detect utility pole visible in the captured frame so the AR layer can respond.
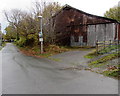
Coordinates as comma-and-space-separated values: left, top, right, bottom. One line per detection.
38, 16, 43, 54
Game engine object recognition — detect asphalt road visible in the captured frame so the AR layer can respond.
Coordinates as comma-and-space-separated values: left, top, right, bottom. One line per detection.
1, 43, 118, 94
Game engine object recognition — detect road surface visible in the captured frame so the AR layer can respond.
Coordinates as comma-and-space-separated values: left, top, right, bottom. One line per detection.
1, 43, 118, 94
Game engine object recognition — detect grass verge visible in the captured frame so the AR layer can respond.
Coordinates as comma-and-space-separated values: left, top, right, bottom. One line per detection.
16, 44, 71, 58
88, 52, 119, 66
84, 45, 120, 59
16, 44, 93, 58
103, 69, 120, 79
0, 42, 6, 50
84, 50, 97, 59
85, 44, 120, 79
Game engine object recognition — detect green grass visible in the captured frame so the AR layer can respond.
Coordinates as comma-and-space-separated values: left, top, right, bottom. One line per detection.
98, 45, 120, 54
84, 49, 97, 59
2, 42, 6, 47
0, 47, 2, 50
0, 42, 6, 50
103, 69, 119, 78
86, 44, 120, 79
90, 62, 108, 68
84, 45, 120, 59
89, 53, 119, 66
84, 55, 95, 59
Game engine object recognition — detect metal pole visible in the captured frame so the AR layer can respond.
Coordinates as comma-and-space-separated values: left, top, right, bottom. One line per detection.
40, 17, 42, 35
38, 16, 43, 54
41, 17, 43, 54
41, 41, 43, 54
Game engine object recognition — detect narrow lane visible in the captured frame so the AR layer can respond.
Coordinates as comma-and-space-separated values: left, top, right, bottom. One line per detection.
2, 43, 118, 94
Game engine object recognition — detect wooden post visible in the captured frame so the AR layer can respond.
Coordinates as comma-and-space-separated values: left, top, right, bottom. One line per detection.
118, 40, 119, 53
96, 40, 98, 54
109, 40, 111, 45
104, 40, 105, 49
109, 40, 111, 47
116, 40, 118, 53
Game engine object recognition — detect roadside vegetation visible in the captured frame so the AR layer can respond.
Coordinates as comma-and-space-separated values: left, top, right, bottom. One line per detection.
16, 43, 92, 58
0, 30, 6, 50
3, 1, 62, 46
16, 44, 70, 58
2, 42, 6, 47
0, 42, 6, 50
2, 1, 65, 56
85, 44, 120, 79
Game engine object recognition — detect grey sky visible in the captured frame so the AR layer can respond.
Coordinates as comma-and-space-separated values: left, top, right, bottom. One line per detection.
0, 0, 119, 32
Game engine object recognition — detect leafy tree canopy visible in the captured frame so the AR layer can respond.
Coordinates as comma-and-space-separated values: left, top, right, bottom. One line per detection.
104, 6, 120, 22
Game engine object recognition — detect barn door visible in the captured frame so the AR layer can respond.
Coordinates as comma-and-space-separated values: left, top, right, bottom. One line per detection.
70, 25, 84, 46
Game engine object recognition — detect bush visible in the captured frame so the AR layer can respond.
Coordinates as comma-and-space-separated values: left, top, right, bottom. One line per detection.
14, 39, 17, 42
16, 37, 26, 47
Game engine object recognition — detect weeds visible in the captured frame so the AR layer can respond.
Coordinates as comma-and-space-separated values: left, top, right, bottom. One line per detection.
85, 44, 120, 79
103, 69, 119, 78
0, 42, 6, 50
84, 49, 97, 59
17, 44, 71, 58
89, 53, 118, 66
98, 45, 120, 54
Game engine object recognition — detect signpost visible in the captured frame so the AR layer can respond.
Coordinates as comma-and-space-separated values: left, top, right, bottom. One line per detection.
38, 16, 43, 54
39, 32, 43, 54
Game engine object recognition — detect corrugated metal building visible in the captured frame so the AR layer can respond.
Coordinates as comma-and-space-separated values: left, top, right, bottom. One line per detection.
50, 5, 119, 47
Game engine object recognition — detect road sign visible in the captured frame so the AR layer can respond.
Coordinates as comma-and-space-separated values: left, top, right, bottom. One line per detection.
39, 32, 43, 38
39, 38, 43, 42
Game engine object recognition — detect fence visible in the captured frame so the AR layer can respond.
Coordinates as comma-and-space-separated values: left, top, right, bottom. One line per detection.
96, 40, 120, 54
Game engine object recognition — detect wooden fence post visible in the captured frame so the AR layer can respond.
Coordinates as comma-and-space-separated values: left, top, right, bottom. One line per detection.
104, 40, 105, 49
109, 40, 111, 47
116, 40, 118, 53
96, 40, 98, 54
118, 40, 119, 52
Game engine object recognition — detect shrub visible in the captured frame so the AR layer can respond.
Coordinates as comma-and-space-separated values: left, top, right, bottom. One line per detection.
16, 37, 26, 47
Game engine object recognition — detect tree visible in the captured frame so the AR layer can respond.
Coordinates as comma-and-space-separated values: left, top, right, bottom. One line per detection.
104, 6, 120, 22
42, 2, 62, 44
4, 9, 24, 40
4, 25, 16, 41
4, 1, 62, 47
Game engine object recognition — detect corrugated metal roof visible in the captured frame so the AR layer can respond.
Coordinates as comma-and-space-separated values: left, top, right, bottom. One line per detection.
52, 4, 118, 23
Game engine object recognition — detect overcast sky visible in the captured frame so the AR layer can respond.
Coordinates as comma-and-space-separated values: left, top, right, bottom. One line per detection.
0, 0, 120, 32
